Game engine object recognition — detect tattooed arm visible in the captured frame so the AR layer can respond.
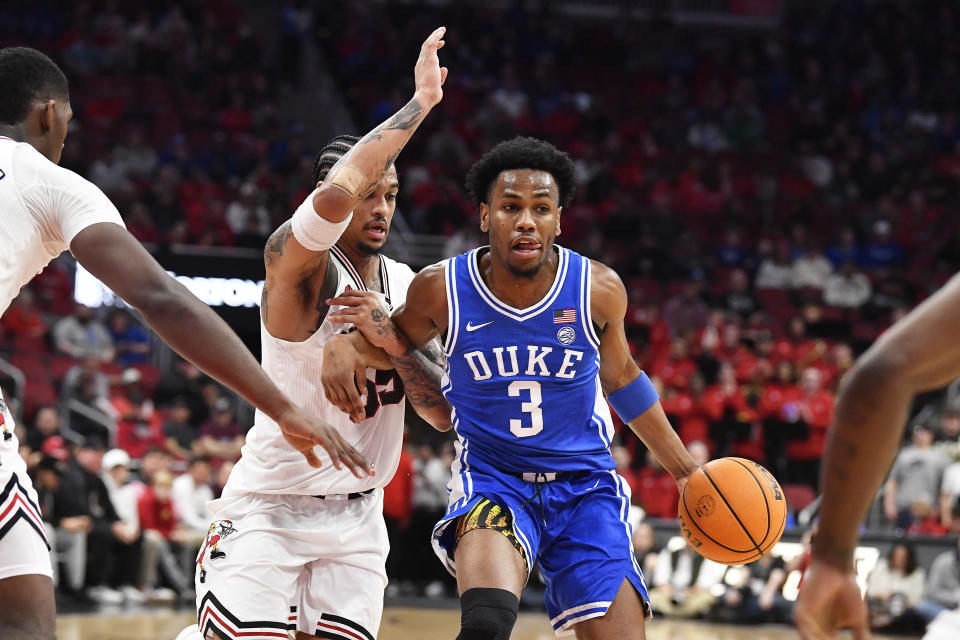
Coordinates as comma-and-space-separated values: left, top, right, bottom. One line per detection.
795, 273, 960, 640
390, 337, 451, 432
309, 27, 447, 223
262, 27, 447, 341
326, 265, 452, 430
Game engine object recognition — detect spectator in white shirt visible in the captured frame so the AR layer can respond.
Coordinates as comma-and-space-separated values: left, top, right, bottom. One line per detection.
755, 243, 795, 289
225, 183, 270, 237
171, 456, 213, 534
649, 539, 727, 618
100, 448, 147, 603
823, 260, 873, 308
792, 245, 834, 289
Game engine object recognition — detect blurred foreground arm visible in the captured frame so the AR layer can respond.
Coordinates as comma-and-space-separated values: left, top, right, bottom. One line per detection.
71, 223, 372, 476
795, 273, 960, 639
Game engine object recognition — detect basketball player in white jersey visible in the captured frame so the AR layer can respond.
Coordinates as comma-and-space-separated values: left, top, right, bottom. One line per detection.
177, 28, 451, 640
0, 47, 372, 640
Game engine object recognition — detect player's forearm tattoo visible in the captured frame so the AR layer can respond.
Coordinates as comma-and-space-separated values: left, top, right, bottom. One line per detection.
261, 286, 269, 323
370, 308, 386, 335
264, 222, 292, 267
389, 338, 448, 409
359, 99, 425, 144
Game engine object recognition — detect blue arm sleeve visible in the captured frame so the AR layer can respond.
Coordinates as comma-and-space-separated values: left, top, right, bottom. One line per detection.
606, 371, 659, 423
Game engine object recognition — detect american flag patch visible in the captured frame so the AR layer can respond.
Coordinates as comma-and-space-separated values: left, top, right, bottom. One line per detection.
554, 308, 576, 324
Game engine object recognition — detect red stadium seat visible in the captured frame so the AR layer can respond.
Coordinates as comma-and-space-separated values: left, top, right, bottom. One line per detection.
11, 334, 49, 355
23, 379, 58, 418
49, 356, 80, 382
8, 354, 48, 379
782, 483, 817, 513
755, 288, 796, 320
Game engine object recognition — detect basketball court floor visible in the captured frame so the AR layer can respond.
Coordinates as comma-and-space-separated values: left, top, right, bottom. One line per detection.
57, 606, 911, 639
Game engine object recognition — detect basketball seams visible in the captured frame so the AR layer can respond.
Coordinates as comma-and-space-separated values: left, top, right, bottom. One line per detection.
699, 465, 764, 560
729, 458, 773, 547
681, 479, 753, 556
680, 458, 787, 564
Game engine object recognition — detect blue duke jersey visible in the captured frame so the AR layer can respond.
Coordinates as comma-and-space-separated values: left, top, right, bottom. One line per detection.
442, 246, 616, 473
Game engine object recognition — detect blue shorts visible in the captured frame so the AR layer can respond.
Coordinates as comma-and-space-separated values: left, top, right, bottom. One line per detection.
432, 450, 649, 636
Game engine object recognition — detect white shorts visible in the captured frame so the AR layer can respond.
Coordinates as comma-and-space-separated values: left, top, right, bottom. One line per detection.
0, 403, 52, 580
195, 490, 388, 640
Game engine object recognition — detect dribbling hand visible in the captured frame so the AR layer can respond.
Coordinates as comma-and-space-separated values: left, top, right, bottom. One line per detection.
273, 403, 374, 477
414, 27, 448, 107
794, 557, 870, 640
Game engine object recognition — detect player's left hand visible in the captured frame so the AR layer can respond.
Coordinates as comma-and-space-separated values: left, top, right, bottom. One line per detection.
321, 333, 369, 423
327, 289, 408, 355
274, 403, 374, 477
794, 557, 870, 640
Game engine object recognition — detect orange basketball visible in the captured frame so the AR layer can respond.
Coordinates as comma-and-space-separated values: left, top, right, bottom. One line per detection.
677, 457, 787, 565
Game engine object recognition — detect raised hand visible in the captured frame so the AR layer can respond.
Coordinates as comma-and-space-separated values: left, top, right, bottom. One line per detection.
272, 403, 374, 477
414, 26, 448, 107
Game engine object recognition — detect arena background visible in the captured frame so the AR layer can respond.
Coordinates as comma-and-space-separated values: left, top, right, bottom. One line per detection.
3, 0, 959, 637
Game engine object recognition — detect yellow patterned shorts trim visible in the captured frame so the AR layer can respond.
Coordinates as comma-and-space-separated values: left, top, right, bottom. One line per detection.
455, 498, 529, 571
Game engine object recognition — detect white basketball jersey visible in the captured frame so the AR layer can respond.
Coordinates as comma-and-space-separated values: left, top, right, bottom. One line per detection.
0, 136, 124, 465
0, 136, 124, 314
224, 245, 416, 497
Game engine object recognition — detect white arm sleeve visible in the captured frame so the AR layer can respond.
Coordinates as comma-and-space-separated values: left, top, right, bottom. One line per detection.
290, 188, 352, 252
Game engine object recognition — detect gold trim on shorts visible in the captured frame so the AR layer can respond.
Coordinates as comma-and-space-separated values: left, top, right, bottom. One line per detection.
455, 498, 528, 571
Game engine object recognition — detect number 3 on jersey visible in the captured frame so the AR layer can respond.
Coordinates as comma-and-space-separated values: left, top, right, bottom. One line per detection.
508, 380, 543, 437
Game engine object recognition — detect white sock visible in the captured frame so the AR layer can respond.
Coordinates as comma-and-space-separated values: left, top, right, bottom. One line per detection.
174, 624, 203, 640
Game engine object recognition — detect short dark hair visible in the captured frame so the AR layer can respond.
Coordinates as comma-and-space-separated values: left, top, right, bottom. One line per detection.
312, 135, 359, 186
465, 136, 576, 208
0, 47, 69, 125
189, 455, 212, 468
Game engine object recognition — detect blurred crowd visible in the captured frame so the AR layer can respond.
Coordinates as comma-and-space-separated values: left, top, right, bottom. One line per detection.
3, 0, 960, 623
630, 503, 960, 635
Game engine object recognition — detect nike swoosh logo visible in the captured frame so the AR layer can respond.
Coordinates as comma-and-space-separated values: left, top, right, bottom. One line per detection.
465, 321, 494, 332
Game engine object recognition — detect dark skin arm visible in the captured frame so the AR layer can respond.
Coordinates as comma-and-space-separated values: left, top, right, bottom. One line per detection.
70, 223, 371, 476
795, 273, 960, 640
592, 261, 698, 487
322, 265, 452, 431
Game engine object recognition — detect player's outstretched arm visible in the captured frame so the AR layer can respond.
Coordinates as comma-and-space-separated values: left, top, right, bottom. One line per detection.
310, 26, 446, 219
592, 262, 698, 488
70, 223, 373, 477
795, 273, 960, 640
263, 26, 448, 340
326, 265, 452, 431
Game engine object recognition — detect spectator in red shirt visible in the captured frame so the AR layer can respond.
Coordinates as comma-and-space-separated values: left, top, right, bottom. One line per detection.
383, 444, 414, 592
1, 288, 48, 343
761, 361, 803, 481
137, 470, 192, 596
786, 367, 835, 487
661, 374, 709, 446
706, 362, 756, 457
634, 451, 680, 519
116, 393, 167, 460
195, 397, 245, 466
651, 337, 699, 390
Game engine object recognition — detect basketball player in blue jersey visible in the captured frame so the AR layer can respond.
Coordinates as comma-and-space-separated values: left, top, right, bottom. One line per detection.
323, 136, 699, 640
